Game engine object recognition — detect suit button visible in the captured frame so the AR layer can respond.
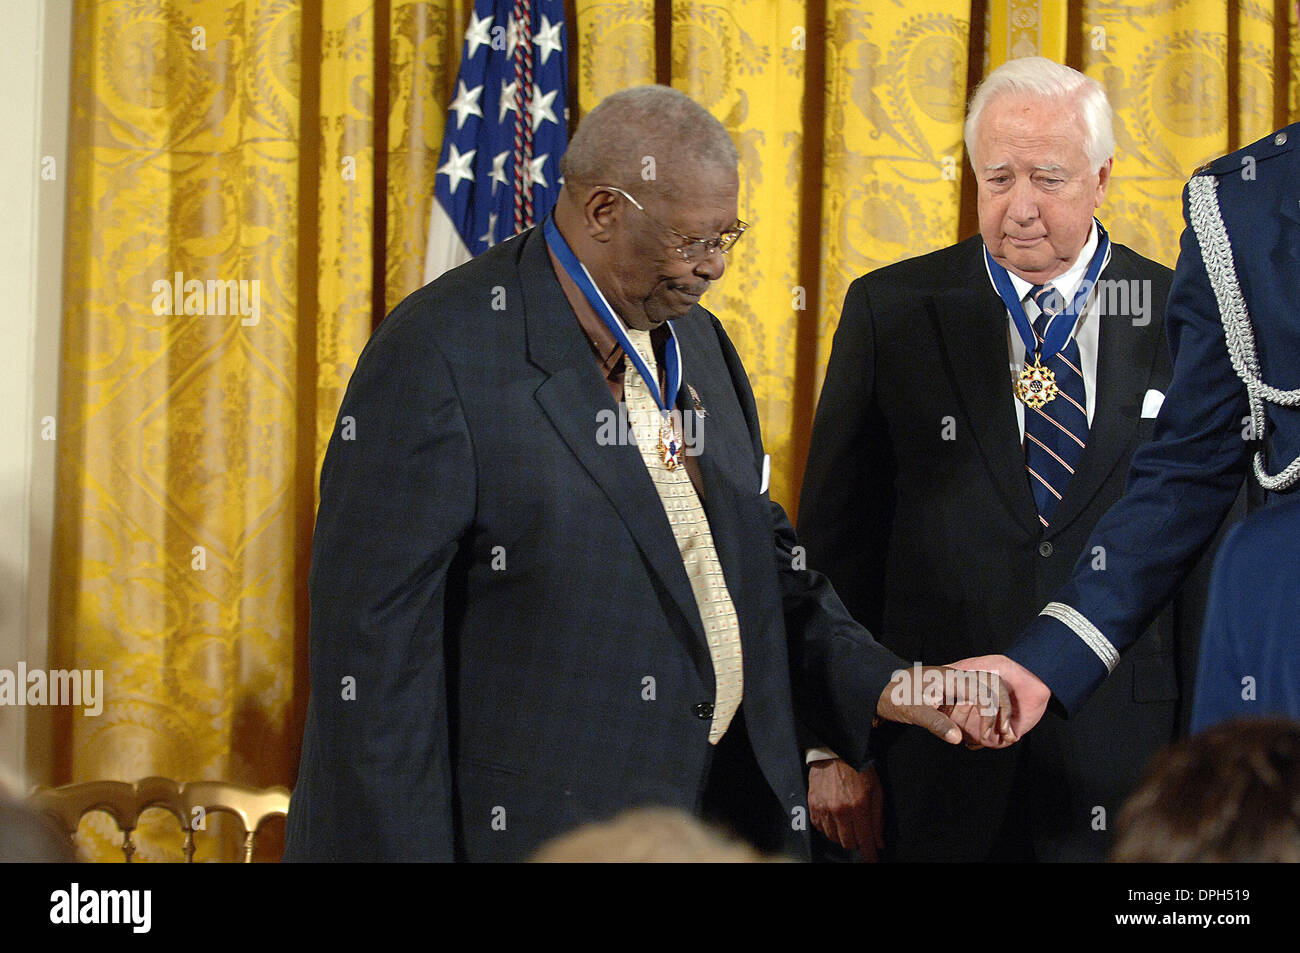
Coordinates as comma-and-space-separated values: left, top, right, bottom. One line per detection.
1276, 132, 1288, 146
1038, 541, 1054, 557
693, 702, 714, 720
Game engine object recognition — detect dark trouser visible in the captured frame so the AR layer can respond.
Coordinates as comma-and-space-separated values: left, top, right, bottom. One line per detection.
698, 705, 786, 855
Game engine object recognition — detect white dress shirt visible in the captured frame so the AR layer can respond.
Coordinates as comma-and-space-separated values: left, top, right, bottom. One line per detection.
988, 221, 1109, 440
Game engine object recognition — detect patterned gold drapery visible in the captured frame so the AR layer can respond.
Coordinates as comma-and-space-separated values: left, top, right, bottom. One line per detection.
51, 0, 463, 860
49, 0, 1299, 860
1079, 0, 1293, 265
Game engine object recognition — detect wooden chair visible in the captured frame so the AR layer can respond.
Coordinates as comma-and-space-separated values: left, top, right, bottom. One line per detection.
29, 777, 290, 862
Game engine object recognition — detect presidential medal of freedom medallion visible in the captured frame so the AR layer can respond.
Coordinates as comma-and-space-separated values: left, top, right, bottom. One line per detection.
1016, 360, 1059, 409
660, 421, 682, 470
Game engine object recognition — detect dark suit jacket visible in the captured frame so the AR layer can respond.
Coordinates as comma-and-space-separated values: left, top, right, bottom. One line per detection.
1011, 123, 1298, 715
798, 234, 1202, 860
283, 225, 904, 862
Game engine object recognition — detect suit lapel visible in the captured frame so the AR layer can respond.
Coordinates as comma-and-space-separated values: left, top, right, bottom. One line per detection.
928, 240, 1040, 534
519, 229, 709, 648
1048, 256, 1161, 536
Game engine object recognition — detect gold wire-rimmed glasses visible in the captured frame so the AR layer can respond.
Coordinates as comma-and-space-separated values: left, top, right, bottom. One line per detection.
596, 184, 749, 262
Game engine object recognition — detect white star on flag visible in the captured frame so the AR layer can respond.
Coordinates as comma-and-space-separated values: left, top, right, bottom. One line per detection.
464, 10, 494, 59
533, 16, 563, 65
437, 144, 477, 194
489, 150, 510, 193
528, 85, 558, 132
499, 79, 519, 123
480, 212, 500, 248
524, 153, 550, 189
505, 16, 523, 60
448, 80, 484, 129
425, 0, 569, 283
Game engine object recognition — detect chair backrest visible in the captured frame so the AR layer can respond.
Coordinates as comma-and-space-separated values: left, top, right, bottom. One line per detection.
29, 777, 290, 862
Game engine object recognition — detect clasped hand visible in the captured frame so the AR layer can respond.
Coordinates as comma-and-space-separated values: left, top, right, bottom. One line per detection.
874, 662, 1013, 748
811, 658, 1049, 858
874, 655, 1051, 749
808, 663, 1010, 860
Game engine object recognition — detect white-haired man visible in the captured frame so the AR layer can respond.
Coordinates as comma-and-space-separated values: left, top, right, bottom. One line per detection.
796, 57, 1222, 861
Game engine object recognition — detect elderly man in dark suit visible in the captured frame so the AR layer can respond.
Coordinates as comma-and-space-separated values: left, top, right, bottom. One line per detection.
992, 120, 1300, 744
798, 57, 1201, 862
284, 85, 1004, 862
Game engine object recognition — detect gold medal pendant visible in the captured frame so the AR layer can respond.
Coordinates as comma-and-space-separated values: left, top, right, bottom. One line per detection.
1016, 359, 1059, 409
659, 419, 681, 470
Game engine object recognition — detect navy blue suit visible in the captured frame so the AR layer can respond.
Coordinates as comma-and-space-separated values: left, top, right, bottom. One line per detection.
1190, 494, 1300, 733
1010, 123, 1300, 715
284, 225, 904, 861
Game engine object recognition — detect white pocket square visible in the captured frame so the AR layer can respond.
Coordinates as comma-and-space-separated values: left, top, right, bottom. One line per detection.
1141, 389, 1165, 419
759, 454, 771, 494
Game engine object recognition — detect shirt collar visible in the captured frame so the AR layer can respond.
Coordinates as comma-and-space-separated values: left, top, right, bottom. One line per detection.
992, 220, 1101, 304
545, 242, 670, 382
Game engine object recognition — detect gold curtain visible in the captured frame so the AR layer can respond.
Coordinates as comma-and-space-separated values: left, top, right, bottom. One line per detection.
817, 0, 975, 411
672, 0, 818, 507
1080, 0, 1297, 265
50, 0, 466, 860
48, 0, 1299, 860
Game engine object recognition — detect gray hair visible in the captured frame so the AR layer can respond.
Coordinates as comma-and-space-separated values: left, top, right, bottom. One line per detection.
560, 85, 739, 198
964, 56, 1115, 171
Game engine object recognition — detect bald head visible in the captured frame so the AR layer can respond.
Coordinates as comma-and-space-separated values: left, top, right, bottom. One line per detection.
553, 86, 741, 331
560, 85, 739, 198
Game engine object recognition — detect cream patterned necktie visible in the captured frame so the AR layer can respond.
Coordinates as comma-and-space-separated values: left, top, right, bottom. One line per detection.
623, 328, 743, 744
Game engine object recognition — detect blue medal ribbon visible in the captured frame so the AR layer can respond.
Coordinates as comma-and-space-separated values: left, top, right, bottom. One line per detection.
543, 214, 682, 416
984, 218, 1111, 366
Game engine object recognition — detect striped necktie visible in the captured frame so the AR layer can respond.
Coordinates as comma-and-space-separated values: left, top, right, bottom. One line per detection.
623, 328, 743, 744
1024, 284, 1088, 528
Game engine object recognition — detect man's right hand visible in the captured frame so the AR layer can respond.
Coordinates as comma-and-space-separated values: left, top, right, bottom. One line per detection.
807, 759, 885, 861
875, 664, 1011, 746
947, 654, 1050, 747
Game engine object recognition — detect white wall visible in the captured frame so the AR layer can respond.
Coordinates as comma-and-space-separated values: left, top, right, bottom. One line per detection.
0, 0, 71, 790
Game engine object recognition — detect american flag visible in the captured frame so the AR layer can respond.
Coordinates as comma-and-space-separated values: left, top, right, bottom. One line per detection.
423, 0, 568, 283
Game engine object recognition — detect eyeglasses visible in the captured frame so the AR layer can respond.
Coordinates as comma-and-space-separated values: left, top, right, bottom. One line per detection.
596, 185, 749, 262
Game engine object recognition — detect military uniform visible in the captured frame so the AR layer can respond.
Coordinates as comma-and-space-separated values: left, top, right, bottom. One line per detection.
1189, 493, 1300, 733
1008, 123, 1300, 715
